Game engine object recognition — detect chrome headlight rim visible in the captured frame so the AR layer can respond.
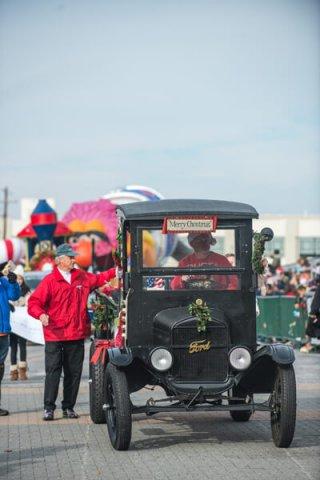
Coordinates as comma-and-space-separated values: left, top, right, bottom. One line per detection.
229, 346, 252, 371
149, 347, 173, 372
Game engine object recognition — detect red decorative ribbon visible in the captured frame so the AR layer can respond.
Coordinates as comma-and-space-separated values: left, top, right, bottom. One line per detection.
90, 340, 113, 365
114, 312, 125, 348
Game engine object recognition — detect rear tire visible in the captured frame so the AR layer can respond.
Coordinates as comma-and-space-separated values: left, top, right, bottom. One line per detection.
89, 341, 106, 424
105, 363, 132, 451
271, 365, 296, 448
229, 386, 252, 422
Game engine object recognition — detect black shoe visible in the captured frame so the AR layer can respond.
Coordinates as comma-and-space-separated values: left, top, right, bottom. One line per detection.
0, 408, 9, 416
43, 409, 54, 421
62, 408, 79, 419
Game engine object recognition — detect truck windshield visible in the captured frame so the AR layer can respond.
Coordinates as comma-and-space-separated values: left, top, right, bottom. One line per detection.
140, 228, 240, 291
141, 229, 237, 269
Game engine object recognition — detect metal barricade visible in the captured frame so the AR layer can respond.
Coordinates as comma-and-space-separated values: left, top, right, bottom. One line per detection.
256, 296, 307, 343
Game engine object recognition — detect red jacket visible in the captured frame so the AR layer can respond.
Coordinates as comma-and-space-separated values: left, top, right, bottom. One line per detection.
28, 266, 116, 342
170, 252, 238, 290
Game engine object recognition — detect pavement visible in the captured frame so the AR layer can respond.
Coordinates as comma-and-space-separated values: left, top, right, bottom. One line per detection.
0, 344, 319, 480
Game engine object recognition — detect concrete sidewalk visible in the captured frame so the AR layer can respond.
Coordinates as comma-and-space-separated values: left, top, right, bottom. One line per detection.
0, 343, 319, 480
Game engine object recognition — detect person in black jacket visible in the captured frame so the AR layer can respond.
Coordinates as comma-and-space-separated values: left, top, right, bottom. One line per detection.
300, 279, 320, 353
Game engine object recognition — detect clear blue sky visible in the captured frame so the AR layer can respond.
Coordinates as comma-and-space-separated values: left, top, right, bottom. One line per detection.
1, 0, 319, 217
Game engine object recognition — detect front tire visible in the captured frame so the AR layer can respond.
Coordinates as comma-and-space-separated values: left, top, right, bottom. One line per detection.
89, 341, 106, 424
105, 363, 132, 451
271, 365, 296, 448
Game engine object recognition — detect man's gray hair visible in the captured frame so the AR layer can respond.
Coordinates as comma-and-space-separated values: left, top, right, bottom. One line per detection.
55, 256, 63, 265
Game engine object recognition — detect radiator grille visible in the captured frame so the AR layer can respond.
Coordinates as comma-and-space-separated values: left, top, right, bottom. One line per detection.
172, 323, 228, 382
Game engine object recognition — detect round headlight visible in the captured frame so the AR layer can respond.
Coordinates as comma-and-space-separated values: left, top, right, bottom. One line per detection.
150, 348, 173, 372
229, 347, 251, 371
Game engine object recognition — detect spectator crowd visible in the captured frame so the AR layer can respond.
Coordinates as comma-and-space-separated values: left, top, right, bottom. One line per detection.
258, 255, 320, 299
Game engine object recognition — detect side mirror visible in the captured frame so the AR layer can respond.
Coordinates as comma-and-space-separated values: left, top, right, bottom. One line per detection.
260, 227, 274, 242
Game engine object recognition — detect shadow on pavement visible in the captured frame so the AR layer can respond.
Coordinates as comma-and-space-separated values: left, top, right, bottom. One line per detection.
130, 412, 320, 450
0, 443, 86, 478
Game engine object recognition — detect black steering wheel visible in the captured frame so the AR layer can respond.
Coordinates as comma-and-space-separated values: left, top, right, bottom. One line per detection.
182, 276, 224, 290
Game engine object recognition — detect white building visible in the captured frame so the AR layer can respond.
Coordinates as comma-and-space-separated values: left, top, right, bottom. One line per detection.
253, 215, 320, 264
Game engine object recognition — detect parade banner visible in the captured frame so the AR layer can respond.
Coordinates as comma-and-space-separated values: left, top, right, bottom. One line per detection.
10, 306, 45, 345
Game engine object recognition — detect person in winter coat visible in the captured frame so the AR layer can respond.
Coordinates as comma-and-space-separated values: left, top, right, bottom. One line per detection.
0, 263, 20, 416
9, 266, 31, 381
28, 244, 115, 421
170, 232, 238, 290
300, 282, 320, 353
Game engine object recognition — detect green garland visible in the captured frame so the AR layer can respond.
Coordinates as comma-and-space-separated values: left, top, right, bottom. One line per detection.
114, 228, 123, 267
188, 298, 212, 333
91, 293, 117, 333
252, 232, 266, 274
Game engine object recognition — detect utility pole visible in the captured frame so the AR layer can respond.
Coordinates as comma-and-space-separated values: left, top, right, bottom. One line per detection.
3, 187, 8, 239
1, 187, 16, 239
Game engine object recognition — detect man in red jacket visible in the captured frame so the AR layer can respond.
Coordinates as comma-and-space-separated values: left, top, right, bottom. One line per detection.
170, 232, 238, 290
28, 243, 115, 421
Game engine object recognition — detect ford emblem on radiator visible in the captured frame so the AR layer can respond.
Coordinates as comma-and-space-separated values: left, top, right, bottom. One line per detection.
188, 339, 212, 354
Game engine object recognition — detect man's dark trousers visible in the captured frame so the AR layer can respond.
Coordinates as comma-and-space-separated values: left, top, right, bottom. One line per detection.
44, 340, 84, 411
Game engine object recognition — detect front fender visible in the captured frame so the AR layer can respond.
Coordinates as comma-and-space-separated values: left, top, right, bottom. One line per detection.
108, 347, 133, 367
235, 343, 295, 394
254, 343, 295, 365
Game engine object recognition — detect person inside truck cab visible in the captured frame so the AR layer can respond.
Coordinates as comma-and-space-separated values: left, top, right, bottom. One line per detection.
170, 232, 238, 290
